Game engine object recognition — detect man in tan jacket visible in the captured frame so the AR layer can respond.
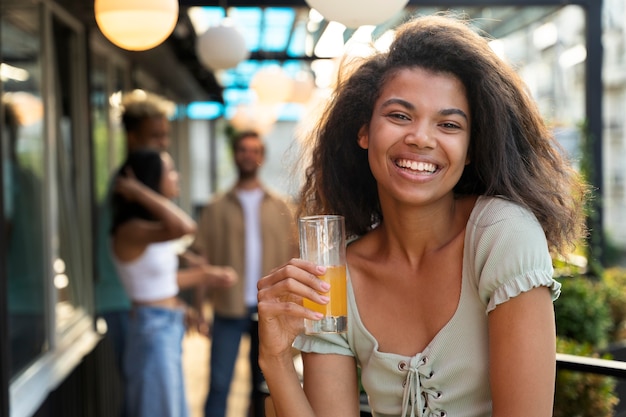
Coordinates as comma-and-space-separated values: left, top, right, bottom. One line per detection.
193, 130, 297, 417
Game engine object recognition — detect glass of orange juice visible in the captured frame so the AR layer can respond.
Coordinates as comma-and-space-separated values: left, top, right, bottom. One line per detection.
299, 215, 347, 334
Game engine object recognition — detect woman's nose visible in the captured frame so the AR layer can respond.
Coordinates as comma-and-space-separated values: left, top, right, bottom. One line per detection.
404, 122, 435, 148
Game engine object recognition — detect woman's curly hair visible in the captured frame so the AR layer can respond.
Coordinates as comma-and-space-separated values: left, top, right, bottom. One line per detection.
298, 14, 589, 256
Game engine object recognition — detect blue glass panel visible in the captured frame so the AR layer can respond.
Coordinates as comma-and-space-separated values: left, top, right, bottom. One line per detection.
262, 8, 296, 52
224, 104, 238, 120
220, 61, 262, 89
187, 102, 224, 120
198, 7, 225, 28
222, 103, 303, 122
288, 20, 308, 57
223, 88, 256, 106
230, 7, 262, 52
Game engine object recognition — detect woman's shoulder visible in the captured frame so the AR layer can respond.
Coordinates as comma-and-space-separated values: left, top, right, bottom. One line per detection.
465, 195, 548, 261
469, 195, 539, 228
465, 195, 550, 268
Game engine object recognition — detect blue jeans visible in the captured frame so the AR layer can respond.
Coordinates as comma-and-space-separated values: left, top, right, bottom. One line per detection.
124, 306, 188, 417
204, 307, 264, 417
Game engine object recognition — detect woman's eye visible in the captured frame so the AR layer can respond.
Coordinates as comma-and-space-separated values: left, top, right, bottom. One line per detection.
441, 122, 460, 129
388, 113, 410, 121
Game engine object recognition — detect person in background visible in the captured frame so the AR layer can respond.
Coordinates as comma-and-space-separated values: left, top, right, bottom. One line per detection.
95, 90, 174, 417
256, 14, 589, 417
193, 130, 298, 417
94, 90, 194, 416
111, 149, 236, 417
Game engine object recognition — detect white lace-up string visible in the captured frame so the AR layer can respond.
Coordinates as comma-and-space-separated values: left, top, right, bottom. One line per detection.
401, 365, 423, 417
400, 357, 443, 417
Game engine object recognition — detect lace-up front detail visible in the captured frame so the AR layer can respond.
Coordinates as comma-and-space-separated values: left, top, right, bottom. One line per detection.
400, 355, 446, 417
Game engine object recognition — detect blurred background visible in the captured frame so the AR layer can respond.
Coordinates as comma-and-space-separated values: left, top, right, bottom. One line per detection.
2, 1, 626, 416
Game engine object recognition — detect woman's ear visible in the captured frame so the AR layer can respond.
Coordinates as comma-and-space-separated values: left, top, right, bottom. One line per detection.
357, 125, 369, 149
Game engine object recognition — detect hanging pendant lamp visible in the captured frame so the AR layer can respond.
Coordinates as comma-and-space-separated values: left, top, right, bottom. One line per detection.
95, 0, 179, 51
305, 0, 409, 28
195, 19, 249, 71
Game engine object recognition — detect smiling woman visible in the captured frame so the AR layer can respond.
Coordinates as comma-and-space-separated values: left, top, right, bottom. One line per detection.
256, 13, 589, 417
0, 0, 611, 416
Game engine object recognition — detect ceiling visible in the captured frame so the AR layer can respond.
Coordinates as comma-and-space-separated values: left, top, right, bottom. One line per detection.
129, 1, 563, 114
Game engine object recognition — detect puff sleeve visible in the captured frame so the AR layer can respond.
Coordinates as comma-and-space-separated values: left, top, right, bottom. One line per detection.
466, 197, 561, 314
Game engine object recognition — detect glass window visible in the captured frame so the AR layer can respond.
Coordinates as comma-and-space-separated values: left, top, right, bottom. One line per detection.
2, 6, 98, 415
1, 5, 48, 379
90, 55, 127, 205
51, 13, 92, 329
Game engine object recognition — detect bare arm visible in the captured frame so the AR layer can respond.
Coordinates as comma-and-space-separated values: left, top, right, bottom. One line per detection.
177, 264, 237, 290
179, 249, 208, 268
114, 173, 196, 246
257, 259, 360, 417
488, 286, 556, 416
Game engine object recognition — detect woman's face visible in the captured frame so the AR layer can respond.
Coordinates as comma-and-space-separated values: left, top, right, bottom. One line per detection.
358, 67, 471, 207
128, 116, 171, 152
159, 152, 179, 199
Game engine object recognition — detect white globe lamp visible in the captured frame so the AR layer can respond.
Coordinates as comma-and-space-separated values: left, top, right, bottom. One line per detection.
95, 0, 179, 51
305, 0, 409, 28
289, 71, 316, 103
196, 20, 249, 71
250, 66, 294, 104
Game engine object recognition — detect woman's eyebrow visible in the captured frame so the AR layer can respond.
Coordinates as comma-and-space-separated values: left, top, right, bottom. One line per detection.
440, 108, 468, 121
381, 98, 468, 121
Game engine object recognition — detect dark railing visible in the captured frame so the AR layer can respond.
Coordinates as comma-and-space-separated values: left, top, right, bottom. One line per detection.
262, 352, 626, 417
557, 352, 626, 378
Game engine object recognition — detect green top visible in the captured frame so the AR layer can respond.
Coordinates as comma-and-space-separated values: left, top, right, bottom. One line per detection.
294, 196, 561, 417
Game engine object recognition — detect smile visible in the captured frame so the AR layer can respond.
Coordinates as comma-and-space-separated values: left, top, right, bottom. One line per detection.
395, 159, 437, 174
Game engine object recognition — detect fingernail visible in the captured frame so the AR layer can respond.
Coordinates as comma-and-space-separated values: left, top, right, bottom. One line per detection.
319, 296, 330, 304
320, 281, 331, 291
316, 265, 327, 274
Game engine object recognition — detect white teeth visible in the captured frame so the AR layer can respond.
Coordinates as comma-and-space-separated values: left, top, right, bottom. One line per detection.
397, 159, 436, 173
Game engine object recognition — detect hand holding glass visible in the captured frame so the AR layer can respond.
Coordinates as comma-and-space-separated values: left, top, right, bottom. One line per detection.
299, 215, 347, 334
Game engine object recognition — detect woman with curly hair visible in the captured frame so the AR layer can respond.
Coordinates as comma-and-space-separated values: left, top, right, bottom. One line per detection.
257, 14, 588, 417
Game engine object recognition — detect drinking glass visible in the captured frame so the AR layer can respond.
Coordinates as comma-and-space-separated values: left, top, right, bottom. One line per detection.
299, 215, 347, 334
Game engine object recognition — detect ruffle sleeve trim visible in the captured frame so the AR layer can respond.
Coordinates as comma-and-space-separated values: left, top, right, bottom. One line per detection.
293, 332, 354, 357
487, 270, 561, 313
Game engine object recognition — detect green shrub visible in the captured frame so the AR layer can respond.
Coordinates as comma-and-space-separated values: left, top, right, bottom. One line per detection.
553, 267, 626, 417
601, 267, 626, 342
554, 276, 612, 348
554, 339, 618, 417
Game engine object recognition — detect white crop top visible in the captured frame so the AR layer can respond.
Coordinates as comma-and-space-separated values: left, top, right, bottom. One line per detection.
113, 240, 179, 303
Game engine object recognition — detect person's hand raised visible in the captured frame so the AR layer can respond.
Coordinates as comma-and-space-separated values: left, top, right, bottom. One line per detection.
113, 167, 146, 201
256, 259, 329, 358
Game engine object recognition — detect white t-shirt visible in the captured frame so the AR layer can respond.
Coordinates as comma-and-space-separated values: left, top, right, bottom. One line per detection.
237, 188, 264, 307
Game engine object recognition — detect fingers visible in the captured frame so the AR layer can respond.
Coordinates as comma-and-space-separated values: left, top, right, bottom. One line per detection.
197, 319, 211, 338
256, 259, 332, 357
204, 265, 238, 287
257, 258, 329, 319
259, 258, 327, 291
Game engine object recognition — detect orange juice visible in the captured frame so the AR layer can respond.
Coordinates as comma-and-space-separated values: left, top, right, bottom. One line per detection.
303, 265, 347, 317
